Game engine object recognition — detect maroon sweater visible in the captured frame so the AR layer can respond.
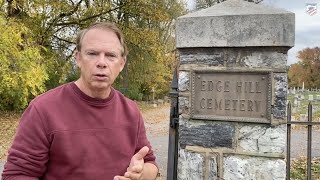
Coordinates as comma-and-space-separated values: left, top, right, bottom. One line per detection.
2, 83, 157, 180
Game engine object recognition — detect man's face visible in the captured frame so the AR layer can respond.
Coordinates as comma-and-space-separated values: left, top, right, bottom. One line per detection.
75, 28, 125, 94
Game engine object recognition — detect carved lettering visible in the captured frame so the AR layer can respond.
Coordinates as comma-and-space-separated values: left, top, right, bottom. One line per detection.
201, 81, 206, 91
208, 81, 214, 91
200, 98, 206, 109
240, 100, 246, 111
215, 99, 222, 110
195, 73, 268, 120
256, 82, 261, 93
248, 100, 253, 111
225, 99, 231, 110
217, 81, 222, 92
224, 81, 230, 92
207, 99, 213, 109
236, 81, 242, 93
232, 99, 238, 111
198, 98, 262, 112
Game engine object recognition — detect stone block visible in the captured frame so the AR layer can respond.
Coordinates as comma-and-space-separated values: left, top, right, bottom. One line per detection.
224, 155, 286, 180
273, 73, 287, 120
209, 155, 218, 180
176, 0, 294, 48
178, 48, 287, 70
179, 97, 189, 114
179, 71, 189, 92
238, 124, 286, 154
178, 149, 204, 179
179, 121, 235, 148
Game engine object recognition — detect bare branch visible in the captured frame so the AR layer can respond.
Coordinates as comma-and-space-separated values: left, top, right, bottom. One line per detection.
55, 5, 125, 26
53, 35, 74, 45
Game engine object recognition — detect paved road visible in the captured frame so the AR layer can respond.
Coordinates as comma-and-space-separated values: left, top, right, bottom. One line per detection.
290, 129, 320, 158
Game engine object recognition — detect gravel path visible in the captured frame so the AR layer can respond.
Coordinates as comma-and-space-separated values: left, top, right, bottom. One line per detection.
0, 162, 3, 178
1, 104, 320, 179
143, 104, 170, 180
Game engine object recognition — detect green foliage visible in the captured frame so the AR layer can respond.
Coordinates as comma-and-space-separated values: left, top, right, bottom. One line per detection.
0, 16, 47, 110
0, 0, 187, 110
290, 157, 320, 180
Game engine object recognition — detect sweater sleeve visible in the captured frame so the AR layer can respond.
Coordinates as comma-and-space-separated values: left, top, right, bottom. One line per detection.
136, 113, 158, 168
2, 102, 50, 180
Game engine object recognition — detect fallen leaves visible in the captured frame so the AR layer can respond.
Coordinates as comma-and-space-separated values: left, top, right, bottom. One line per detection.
0, 112, 20, 161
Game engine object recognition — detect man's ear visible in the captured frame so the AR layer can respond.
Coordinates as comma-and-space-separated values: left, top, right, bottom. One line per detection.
75, 50, 81, 68
119, 57, 126, 72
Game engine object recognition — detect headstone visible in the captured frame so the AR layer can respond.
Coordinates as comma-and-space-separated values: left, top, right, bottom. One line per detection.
316, 95, 320, 100
296, 94, 301, 101
309, 95, 314, 101
175, 0, 294, 179
300, 114, 308, 121
293, 97, 298, 107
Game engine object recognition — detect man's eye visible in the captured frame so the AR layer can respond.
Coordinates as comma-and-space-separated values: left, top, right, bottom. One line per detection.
88, 52, 97, 56
106, 53, 116, 57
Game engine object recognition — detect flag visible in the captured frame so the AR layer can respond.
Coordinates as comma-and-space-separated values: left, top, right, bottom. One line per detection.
306, 3, 317, 16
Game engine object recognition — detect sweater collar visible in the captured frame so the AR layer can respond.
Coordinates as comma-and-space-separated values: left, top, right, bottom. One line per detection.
70, 82, 115, 106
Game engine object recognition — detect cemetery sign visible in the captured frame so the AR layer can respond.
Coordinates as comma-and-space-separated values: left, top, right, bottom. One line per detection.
191, 70, 273, 123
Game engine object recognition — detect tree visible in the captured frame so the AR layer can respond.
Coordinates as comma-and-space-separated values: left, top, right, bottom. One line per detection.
288, 47, 320, 89
287, 63, 304, 88
195, 0, 263, 10
0, 15, 47, 110
0, 0, 187, 110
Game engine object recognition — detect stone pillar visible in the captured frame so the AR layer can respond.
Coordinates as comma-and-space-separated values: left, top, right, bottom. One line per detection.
175, 0, 294, 179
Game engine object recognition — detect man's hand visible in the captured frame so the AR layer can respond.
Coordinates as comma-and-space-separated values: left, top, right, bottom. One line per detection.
113, 146, 149, 180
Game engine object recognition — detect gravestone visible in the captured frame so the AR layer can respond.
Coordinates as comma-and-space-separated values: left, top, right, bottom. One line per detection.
293, 96, 298, 107
309, 94, 314, 101
300, 114, 308, 121
175, 0, 294, 179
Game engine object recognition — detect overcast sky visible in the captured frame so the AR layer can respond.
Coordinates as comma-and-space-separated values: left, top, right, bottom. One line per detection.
186, 0, 320, 65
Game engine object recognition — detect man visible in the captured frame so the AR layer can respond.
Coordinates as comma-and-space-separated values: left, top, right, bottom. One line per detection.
2, 22, 158, 180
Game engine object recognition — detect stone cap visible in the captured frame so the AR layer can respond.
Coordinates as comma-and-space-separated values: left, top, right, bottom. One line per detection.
176, 0, 295, 48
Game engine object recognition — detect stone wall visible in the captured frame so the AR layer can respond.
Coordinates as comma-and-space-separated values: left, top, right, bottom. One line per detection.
175, 0, 294, 179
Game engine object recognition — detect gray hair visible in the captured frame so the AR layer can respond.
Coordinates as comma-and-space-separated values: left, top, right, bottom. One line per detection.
76, 22, 128, 59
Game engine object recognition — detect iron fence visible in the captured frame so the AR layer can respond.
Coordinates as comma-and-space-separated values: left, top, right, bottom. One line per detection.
287, 102, 320, 180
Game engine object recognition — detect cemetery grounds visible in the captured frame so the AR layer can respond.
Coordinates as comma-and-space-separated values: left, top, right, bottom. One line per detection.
287, 90, 320, 179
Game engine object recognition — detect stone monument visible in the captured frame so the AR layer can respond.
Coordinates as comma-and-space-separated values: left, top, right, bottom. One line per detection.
175, 0, 294, 179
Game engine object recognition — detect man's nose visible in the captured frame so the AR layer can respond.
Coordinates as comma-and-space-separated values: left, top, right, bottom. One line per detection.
96, 54, 107, 68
